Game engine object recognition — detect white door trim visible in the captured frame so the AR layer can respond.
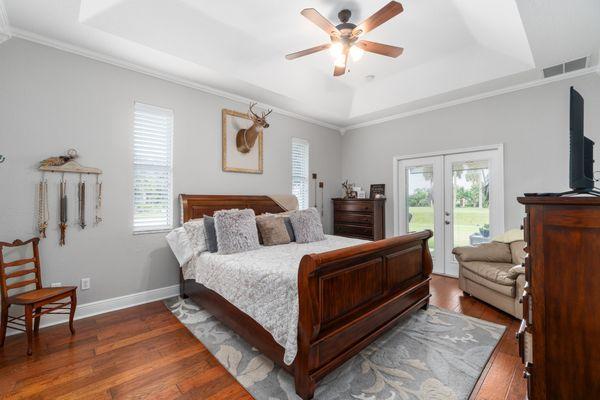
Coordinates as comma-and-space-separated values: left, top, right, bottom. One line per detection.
393, 144, 504, 236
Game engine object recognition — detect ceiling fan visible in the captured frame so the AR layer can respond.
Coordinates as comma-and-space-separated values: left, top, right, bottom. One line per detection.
286, 1, 404, 77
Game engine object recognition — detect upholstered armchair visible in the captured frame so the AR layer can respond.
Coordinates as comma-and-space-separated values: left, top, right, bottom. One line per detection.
453, 240, 527, 319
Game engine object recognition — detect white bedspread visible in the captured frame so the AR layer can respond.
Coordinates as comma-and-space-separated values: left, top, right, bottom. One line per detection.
185, 235, 368, 365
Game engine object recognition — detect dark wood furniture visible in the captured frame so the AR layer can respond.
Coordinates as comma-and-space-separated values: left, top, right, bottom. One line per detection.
179, 194, 432, 399
517, 196, 600, 399
0, 238, 77, 355
332, 198, 386, 241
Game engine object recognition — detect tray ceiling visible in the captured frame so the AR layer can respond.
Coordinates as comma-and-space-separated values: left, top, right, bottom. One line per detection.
3, 0, 600, 129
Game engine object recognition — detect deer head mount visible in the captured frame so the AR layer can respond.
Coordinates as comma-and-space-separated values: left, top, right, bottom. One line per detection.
236, 103, 272, 153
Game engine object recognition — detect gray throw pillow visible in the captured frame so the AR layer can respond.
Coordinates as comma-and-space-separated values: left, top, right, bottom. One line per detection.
203, 216, 218, 253
214, 209, 261, 255
283, 217, 295, 242
288, 208, 325, 243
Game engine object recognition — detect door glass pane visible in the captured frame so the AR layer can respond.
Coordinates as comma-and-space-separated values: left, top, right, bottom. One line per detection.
452, 160, 490, 247
406, 165, 435, 255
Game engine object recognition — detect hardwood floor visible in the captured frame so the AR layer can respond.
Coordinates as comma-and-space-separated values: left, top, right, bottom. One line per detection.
0, 275, 525, 399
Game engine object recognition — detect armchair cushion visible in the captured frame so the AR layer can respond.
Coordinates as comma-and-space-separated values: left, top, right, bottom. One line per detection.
461, 261, 516, 286
461, 268, 515, 297
453, 242, 512, 263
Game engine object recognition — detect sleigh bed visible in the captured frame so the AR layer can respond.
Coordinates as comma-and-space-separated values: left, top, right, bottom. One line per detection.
179, 194, 433, 399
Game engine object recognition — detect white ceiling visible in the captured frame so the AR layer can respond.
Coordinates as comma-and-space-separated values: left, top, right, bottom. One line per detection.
2, 0, 600, 130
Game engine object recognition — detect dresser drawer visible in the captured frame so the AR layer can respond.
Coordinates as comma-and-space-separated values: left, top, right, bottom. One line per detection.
334, 224, 373, 238
334, 201, 374, 213
334, 212, 373, 225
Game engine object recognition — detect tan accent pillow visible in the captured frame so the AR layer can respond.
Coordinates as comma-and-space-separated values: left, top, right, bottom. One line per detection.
256, 216, 291, 246
492, 228, 524, 243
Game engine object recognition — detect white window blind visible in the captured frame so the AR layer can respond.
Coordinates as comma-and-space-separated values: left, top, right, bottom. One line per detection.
292, 138, 309, 209
133, 102, 173, 233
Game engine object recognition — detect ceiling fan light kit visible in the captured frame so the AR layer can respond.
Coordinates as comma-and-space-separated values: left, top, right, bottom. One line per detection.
286, 1, 405, 77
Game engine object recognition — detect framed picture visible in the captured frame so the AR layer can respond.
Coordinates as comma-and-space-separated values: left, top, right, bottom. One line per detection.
370, 184, 386, 199
222, 109, 263, 174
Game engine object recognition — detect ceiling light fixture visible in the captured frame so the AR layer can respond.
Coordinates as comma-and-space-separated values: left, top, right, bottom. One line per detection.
350, 46, 364, 61
286, 2, 405, 77
330, 42, 344, 58
334, 54, 347, 68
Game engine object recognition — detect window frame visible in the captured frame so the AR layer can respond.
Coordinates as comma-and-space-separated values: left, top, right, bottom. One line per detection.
132, 102, 174, 234
291, 137, 310, 210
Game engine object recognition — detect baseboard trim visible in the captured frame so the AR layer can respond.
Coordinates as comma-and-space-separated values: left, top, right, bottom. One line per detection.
6, 284, 180, 336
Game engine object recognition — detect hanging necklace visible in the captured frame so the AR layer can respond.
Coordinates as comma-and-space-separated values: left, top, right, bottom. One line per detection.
59, 177, 68, 246
78, 175, 86, 229
37, 177, 49, 238
95, 176, 103, 225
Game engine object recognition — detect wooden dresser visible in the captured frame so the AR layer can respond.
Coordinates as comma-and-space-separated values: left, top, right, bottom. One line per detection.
517, 196, 600, 399
332, 198, 385, 241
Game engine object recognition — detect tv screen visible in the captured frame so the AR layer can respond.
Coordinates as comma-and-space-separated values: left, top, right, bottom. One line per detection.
569, 87, 595, 190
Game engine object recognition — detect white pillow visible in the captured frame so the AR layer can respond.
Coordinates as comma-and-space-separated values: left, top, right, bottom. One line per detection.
165, 227, 194, 267
183, 218, 208, 254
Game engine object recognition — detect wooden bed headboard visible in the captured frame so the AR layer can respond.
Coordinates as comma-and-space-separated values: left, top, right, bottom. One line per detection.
180, 194, 286, 223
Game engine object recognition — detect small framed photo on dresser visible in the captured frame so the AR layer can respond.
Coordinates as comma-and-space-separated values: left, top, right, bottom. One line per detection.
370, 184, 386, 199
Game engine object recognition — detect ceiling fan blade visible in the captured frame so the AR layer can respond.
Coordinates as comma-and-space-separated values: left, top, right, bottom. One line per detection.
286, 44, 331, 60
333, 52, 349, 77
301, 8, 341, 37
353, 1, 404, 36
356, 40, 404, 58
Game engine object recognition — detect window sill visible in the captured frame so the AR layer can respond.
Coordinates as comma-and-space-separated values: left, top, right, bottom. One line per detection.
133, 228, 172, 236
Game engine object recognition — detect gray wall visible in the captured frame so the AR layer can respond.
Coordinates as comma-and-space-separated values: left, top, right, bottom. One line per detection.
0, 39, 342, 304
342, 73, 600, 237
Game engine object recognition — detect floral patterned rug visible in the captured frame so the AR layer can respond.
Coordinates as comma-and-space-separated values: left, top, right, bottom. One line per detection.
165, 297, 505, 400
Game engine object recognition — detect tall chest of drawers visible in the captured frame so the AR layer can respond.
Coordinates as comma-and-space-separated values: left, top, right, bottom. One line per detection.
332, 198, 386, 241
517, 196, 600, 399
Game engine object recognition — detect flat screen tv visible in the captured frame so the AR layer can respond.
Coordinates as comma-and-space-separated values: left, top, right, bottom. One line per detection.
569, 86, 595, 191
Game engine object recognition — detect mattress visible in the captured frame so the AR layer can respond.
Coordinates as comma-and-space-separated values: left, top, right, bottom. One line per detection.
184, 234, 368, 365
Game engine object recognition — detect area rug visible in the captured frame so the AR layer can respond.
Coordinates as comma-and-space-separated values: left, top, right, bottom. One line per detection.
165, 297, 505, 400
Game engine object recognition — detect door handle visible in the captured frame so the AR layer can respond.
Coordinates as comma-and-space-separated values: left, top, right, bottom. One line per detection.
445, 220, 450, 225
445, 211, 450, 216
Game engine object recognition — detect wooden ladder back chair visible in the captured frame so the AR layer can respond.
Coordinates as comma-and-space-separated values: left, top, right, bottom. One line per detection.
0, 238, 77, 355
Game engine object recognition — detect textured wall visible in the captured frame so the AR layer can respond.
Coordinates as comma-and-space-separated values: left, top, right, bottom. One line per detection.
0, 38, 342, 304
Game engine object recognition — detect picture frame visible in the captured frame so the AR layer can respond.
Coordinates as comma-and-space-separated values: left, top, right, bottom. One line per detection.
222, 109, 263, 174
370, 184, 386, 199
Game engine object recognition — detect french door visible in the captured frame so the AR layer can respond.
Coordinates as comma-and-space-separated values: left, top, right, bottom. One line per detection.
395, 147, 504, 277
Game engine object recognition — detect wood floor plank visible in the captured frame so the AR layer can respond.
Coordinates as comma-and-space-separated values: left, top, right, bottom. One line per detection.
0, 274, 525, 399
475, 352, 520, 400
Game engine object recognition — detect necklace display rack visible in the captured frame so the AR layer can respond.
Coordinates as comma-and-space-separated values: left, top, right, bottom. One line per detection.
38, 157, 103, 246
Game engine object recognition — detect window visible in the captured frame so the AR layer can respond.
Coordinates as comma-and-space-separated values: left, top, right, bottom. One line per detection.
292, 138, 309, 209
133, 102, 173, 233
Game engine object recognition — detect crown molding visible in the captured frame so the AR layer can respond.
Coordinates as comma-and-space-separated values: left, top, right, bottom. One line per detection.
10, 27, 344, 132
7, 26, 600, 136
344, 65, 600, 132
0, 0, 11, 43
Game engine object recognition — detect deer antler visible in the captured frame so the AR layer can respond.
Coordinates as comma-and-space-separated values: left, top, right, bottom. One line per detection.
262, 109, 273, 118
248, 102, 260, 119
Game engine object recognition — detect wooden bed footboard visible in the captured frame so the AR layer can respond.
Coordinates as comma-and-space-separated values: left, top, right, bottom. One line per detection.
178, 195, 433, 400
294, 230, 433, 399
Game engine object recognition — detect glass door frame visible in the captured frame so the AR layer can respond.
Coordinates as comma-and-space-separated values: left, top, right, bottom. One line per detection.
396, 156, 445, 275
443, 150, 504, 276
393, 144, 505, 277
